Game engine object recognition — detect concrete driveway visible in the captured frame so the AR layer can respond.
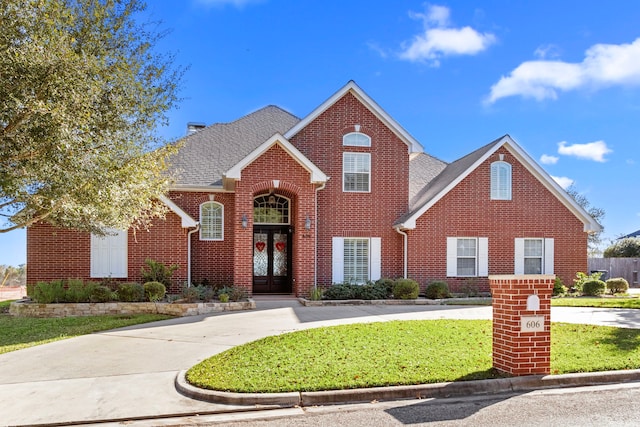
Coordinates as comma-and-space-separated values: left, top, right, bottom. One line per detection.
1, 300, 639, 426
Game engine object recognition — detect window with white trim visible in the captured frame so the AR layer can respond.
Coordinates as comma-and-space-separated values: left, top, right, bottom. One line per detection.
343, 132, 371, 147
90, 230, 127, 278
515, 238, 554, 275
200, 201, 223, 240
343, 152, 371, 192
446, 237, 489, 277
332, 237, 381, 284
490, 161, 512, 200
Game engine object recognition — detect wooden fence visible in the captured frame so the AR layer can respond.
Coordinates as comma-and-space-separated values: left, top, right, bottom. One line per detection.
588, 258, 639, 287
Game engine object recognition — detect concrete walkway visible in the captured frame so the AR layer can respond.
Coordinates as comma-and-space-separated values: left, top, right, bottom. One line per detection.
1, 300, 640, 426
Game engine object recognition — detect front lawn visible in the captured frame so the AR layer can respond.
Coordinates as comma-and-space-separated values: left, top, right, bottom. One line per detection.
186, 320, 640, 393
0, 312, 173, 354
552, 297, 640, 309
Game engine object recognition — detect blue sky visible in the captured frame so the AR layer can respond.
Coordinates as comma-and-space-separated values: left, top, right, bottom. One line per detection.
1, 0, 639, 266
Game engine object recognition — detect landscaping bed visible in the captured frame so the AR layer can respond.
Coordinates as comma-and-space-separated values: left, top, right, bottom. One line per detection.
9, 298, 255, 318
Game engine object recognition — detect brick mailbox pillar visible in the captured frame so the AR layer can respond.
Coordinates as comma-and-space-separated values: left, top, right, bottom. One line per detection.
489, 275, 555, 376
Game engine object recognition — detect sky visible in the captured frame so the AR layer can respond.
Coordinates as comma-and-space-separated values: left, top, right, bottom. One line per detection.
1, 0, 640, 266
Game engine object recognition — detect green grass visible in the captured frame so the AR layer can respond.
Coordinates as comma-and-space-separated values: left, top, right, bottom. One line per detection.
186, 320, 640, 393
552, 297, 640, 309
0, 313, 173, 354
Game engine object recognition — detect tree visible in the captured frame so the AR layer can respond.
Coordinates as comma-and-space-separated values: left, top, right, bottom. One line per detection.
0, 0, 183, 234
0, 264, 26, 287
603, 237, 640, 258
565, 185, 605, 255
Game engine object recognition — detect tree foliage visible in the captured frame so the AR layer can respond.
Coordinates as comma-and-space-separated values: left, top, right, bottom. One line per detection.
0, 264, 26, 287
565, 185, 605, 254
603, 237, 640, 258
0, 0, 183, 234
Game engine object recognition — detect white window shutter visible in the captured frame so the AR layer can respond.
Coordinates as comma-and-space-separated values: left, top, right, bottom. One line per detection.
110, 231, 128, 278
332, 237, 344, 284
90, 230, 128, 278
446, 237, 457, 277
478, 237, 489, 276
514, 238, 525, 275
544, 238, 555, 275
90, 235, 108, 277
370, 237, 381, 281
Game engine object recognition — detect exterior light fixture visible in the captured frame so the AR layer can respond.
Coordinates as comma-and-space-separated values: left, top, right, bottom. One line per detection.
305, 215, 311, 230
241, 214, 248, 229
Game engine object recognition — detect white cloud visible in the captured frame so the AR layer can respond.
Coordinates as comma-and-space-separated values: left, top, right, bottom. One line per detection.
557, 140, 612, 162
540, 154, 559, 165
399, 5, 496, 66
534, 44, 561, 59
487, 38, 640, 103
552, 176, 574, 189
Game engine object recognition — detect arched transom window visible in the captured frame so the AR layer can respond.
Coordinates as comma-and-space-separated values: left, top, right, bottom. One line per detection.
254, 194, 290, 224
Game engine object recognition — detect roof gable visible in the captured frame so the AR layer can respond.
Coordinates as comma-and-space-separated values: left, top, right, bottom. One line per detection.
395, 135, 602, 233
160, 196, 197, 228
223, 133, 328, 190
284, 80, 423, 154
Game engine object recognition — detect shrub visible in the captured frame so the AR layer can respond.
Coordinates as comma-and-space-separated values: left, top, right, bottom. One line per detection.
572, 271, 602, 294
323, 283, 360, 300
393, 279, 419, 299
375, 278, 395, 298
140, 259, 178, 288
603, 237, 640, 258
89, 285, 117, 303
308, 287, 324, 301
117, 282, 145, 302
606, 277, 629, 295
32, 280, 66, 304
425, 281, 451, 299
216, 285, 247, 302
358, 281, 389, 300
582, 280, 606, 296
144, 281, 166, 302
553, 276, 567, 297
65, 279, 89, 303
218, 293, 229, 303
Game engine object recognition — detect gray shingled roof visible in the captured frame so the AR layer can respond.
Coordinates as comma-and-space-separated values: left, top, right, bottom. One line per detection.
620, 230, 640, 239
396, 136, 505, 226
168, 106, 300, 187
409, 152, 448, 204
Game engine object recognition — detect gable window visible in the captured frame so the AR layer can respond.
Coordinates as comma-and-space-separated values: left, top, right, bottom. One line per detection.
343, 132, 371, 147
515, 238, 554, 275
90, 230, 127, 278
332, 237, 381, 284
446, 237, 488, 277
200, 201, 223, 240
490, 161, 512, 200
343, 152, 371, 192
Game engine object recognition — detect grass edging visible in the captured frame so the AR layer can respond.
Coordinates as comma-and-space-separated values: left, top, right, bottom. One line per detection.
175, 368, 640, 407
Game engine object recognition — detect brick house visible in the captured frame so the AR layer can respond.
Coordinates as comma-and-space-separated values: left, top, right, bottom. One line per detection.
27, 81, 601, 296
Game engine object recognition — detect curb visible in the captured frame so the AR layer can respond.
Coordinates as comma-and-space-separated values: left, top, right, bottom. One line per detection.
176, 368, 640, 407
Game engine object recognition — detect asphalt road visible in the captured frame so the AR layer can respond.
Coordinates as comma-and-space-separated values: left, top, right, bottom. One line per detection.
99, 381, 640, 426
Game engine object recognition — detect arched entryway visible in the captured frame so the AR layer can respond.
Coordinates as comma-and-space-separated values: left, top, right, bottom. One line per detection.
252, 193, 292, 293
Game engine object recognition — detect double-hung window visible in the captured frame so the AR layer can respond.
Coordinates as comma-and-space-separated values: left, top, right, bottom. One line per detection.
200, 201, 223, 240
490, 161, 512, 200
332, 237, 381, 284
446, 237, 489, 277
515, 238, 554, 275
343, 153, 371, 192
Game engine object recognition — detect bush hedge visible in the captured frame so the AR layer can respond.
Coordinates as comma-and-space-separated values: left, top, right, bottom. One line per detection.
582, 280, 606, 296
424, 281, 451, 299
392, 279, 419, 299
606, 277, 629, 295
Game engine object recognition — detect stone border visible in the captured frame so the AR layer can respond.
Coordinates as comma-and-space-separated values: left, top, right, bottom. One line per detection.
8, 298, 255, 318
298, 297, 492, 306
175, 369, 640, 407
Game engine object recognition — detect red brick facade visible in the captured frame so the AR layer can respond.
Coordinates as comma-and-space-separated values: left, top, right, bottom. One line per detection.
407, 146, 586, 293
26, 83, 593, 297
